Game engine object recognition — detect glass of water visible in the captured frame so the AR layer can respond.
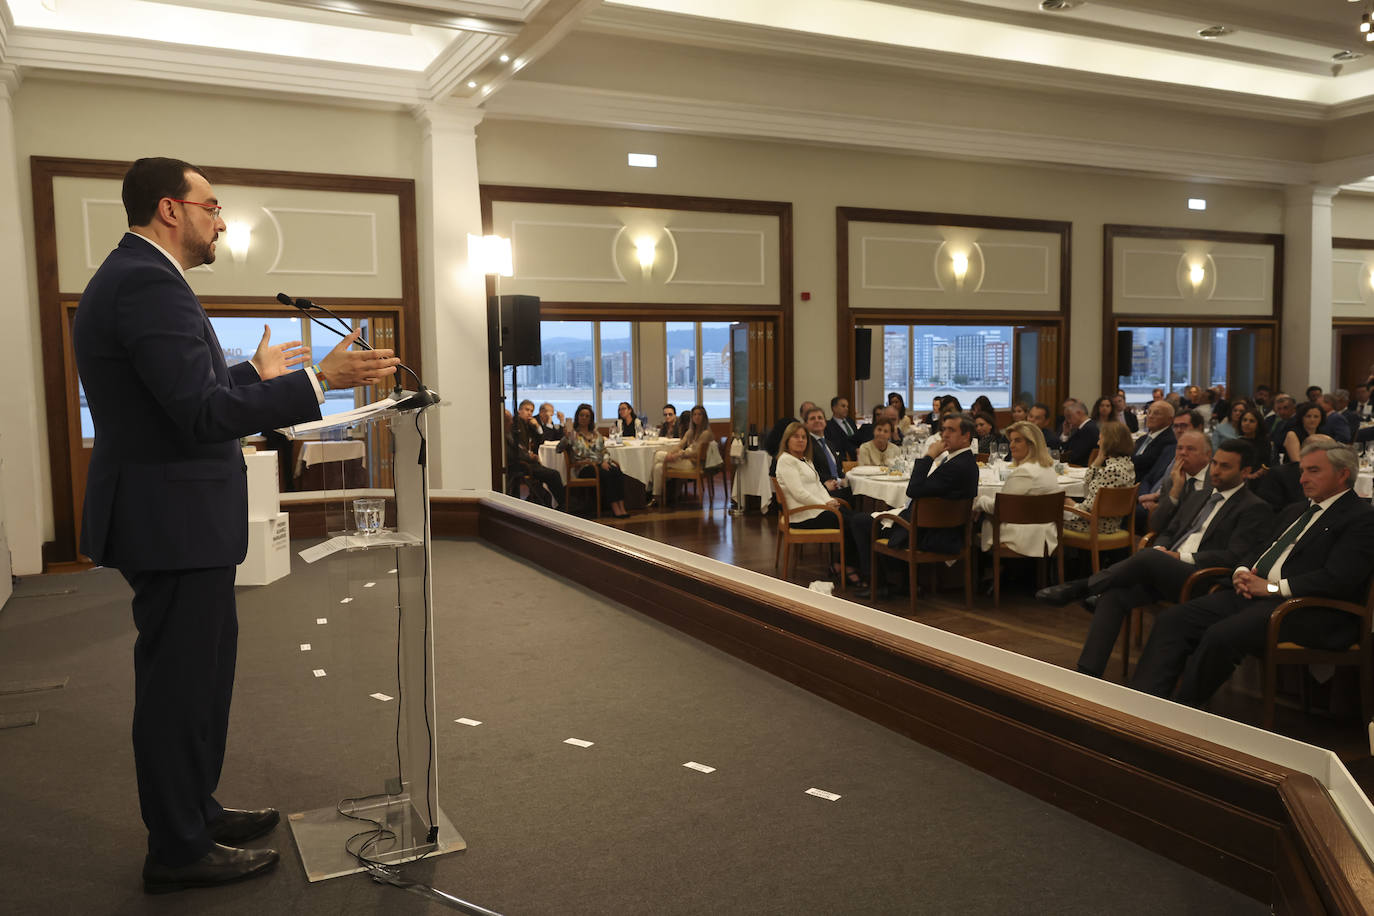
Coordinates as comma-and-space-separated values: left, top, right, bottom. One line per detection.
353, 497, 385, 535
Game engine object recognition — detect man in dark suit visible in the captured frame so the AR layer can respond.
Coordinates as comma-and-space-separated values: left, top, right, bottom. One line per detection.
1059, 401, 1099, 466
1130, 400, 1176, 483
1028, 402, 1060, 453
1038, 439, 1273, 677
805, 406, 851, 502
1130, 438, 1374, 706
509, 400, 565, 508
852, 413, 978, 597
825, 396, 859, 462
764, 400, 815, 458
74, 158, 398, 893
1320, 393, 1353, 443
1350, 385, 1373, 423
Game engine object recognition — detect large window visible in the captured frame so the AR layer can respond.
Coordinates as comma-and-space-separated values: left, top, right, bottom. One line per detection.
666, 321, 731, 422
882, 324, 1015, 409
1118, 326, 1240, 400
509, 320, 595, 418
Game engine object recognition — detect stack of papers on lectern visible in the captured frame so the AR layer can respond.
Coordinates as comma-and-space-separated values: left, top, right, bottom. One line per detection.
279, 399, 397, 439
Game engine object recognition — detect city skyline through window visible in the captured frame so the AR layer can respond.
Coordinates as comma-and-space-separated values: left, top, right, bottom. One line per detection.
881, 324, 1014, 410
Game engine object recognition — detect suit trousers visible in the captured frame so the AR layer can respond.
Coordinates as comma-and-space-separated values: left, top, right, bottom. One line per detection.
122, 566, 238, 866
1075, 549, 1198, 677
1130, 589, 1360, 706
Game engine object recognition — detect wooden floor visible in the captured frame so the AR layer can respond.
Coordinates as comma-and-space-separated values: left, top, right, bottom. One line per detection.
588, 490, 1374, 788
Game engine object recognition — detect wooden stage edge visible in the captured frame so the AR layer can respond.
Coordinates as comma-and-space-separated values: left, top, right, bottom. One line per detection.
288, 494, 1373, 913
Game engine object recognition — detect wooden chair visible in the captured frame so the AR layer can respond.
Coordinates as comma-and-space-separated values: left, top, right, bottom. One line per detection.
563, 451, 601, 519
988, 491, 1065, 608
870, 498, 975, 615
666, 437, 721, 509
1084, 448, 1100, 467
1120, 563, 1231, 679
1261, 578, 1374, 730
1061, 484, 1140, 573
771, 479, 848, 592
841, 460, 858, 473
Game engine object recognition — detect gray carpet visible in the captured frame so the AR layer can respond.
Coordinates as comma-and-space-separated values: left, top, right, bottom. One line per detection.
0, 539, 1264, 915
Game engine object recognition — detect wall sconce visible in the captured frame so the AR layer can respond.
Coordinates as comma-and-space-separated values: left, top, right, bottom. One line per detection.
950, 251, 969, 288
223, 221, 251, 263
1188, 263, 1206, 288
1367, 269, 1374, 291
635, 237, 656, 270
467, 233, 513, 277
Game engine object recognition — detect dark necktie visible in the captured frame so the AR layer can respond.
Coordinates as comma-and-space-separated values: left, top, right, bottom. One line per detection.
816, 438, 836, 477
1174, 489, 1222, 543
1253, 502, 1321, 579
1134, 432, 1152, 456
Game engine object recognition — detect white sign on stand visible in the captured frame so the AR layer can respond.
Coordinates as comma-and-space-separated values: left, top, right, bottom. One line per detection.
236, 450, 290, 587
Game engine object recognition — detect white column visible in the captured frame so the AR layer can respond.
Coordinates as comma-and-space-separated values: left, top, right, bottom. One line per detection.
0, 65, 46, 575
1281, 185, 1337, 396
412, 103, 491, 491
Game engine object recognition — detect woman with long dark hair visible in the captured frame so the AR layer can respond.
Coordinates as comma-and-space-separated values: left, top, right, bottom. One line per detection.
560, 403, 630, 517
1282, 401, 1326, 463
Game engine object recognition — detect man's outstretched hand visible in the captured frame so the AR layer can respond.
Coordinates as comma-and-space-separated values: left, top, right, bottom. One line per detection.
250, 324, 310, 381
318, 330, 400, 389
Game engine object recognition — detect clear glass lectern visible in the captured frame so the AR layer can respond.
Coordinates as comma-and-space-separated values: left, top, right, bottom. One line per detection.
280, 395, 464, 882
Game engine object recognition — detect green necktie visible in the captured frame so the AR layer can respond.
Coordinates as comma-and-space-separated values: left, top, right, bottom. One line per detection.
1252, 502, 1320, 579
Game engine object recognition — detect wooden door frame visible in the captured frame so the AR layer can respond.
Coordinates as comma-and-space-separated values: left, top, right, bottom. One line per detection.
479, 185, 793, 491
31, 156, 422, 566
1101, 224, 1283, 396
836, 207, 1071, 409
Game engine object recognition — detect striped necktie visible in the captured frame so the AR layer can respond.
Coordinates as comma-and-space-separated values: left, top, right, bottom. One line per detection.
1174, 489, 1222, 543
1253, 502, 1321, 579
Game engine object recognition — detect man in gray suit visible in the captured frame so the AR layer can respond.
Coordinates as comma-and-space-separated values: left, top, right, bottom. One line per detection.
1037, 439, 1274, 678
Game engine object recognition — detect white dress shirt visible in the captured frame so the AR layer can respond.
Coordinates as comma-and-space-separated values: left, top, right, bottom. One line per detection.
1171, 482, 1242, 565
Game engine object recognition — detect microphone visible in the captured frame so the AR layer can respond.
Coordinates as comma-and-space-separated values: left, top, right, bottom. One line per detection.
276, 292, 438, 408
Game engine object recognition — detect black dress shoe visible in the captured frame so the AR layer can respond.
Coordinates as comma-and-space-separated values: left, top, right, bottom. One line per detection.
1035, 579, 1091, 607
143, 843, 278, 894
210, 807, 279, 845
1081, 595, 1099, 613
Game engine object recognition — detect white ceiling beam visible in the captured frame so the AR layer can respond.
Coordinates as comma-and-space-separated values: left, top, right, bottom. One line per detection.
485, 80, 1317, 186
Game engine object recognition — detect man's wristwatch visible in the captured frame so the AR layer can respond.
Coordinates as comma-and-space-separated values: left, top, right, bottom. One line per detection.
1266, 582, 1279, 595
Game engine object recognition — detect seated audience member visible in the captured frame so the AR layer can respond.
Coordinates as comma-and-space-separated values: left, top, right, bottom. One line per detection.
1282, 401, 1325, 463
508, 399, 566, 509
1212, 399, 1245, 448
1129, 438, 1374, 707
1057, 397, 1081, 439
1131, 400, 1176, 482
1010, 401, 1029, 423
613, 401, 643, 438
1143, 429, 1211, 532
1029, 402, 1060, 453
887, 392, 911, 433
537, 402, 565, 441
1063, 421, 1135, 534
1305, 385, 1323, 404
1254, 385, 1274, 417
857, 418, 899, 468
1319, 393, 1352, 443
764, 400, 815, 458
972, 412, 1006, 455
559, 403, 630, 518
1112, 392, 1138, 432
970, 395, 996, 418
774, 420, 861, 586
1235, 406, 1275, 471
1043, 440, 1273, 678
805, 406, 852, 502
650, 405, 712, 507
1179, 385, 1201, 411
852, 413, 979, 598
1138, 410, 1204, 514
658, 404, 680, 439
825, 396, 859, 461
853, 402, 883, 446
1267, 394, 1297, 453
922, 394, 942, 426
974, 420, 1060, 553
1151, 387, 1166, 402
1350, 385, 1373, 422
1059, 401, 1100, 466
938, 395, 963, 416
1044, 439, 1269, 678
1090, 396, 1119, 430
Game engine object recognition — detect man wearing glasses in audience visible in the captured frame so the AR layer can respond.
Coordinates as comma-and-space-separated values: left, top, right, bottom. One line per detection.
74, 158, 398, 894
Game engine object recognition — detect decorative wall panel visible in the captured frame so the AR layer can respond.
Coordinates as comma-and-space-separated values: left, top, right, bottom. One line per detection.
1333, 248, 1374, 318
1113, 237, 1273, 316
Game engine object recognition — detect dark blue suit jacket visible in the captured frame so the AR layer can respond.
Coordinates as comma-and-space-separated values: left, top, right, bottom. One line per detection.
886, 449, 978, 554
1245, 490, 1374, 602
1130, 427, 1175, 483
74, 233, 321, 571
1061, 419, 1100, 466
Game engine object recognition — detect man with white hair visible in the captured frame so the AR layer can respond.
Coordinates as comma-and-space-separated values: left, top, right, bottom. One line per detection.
1059, 400, 1099, 466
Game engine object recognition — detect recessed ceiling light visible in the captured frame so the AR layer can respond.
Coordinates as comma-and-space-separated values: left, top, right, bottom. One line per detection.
1197, 25, 1233, 39
1188, 198, 1207, 211
628, 153, 658, 168
499, 54, 510, 63
467, 80, 477, 88
1335, 51, 1364, 62
1039, 0, 1082, 9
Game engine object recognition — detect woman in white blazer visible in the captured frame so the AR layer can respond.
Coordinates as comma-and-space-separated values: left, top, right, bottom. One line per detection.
775, 420, 861, 584
975, 420, 1062, 554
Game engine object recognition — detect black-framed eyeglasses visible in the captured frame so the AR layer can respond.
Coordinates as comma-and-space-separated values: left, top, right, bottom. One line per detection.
168, 198, 223, 219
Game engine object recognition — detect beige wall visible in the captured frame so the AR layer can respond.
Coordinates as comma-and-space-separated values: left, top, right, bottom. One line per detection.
475, 118, 1285, 412
1333, 193, 1374, 240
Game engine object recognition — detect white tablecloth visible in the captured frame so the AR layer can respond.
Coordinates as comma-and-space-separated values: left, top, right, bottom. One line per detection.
297, 439, 365, 473
1357, 470, 1373, 499
730, 449, 774, 512
539, 438, 720, 487
845, 466, 1086, 510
